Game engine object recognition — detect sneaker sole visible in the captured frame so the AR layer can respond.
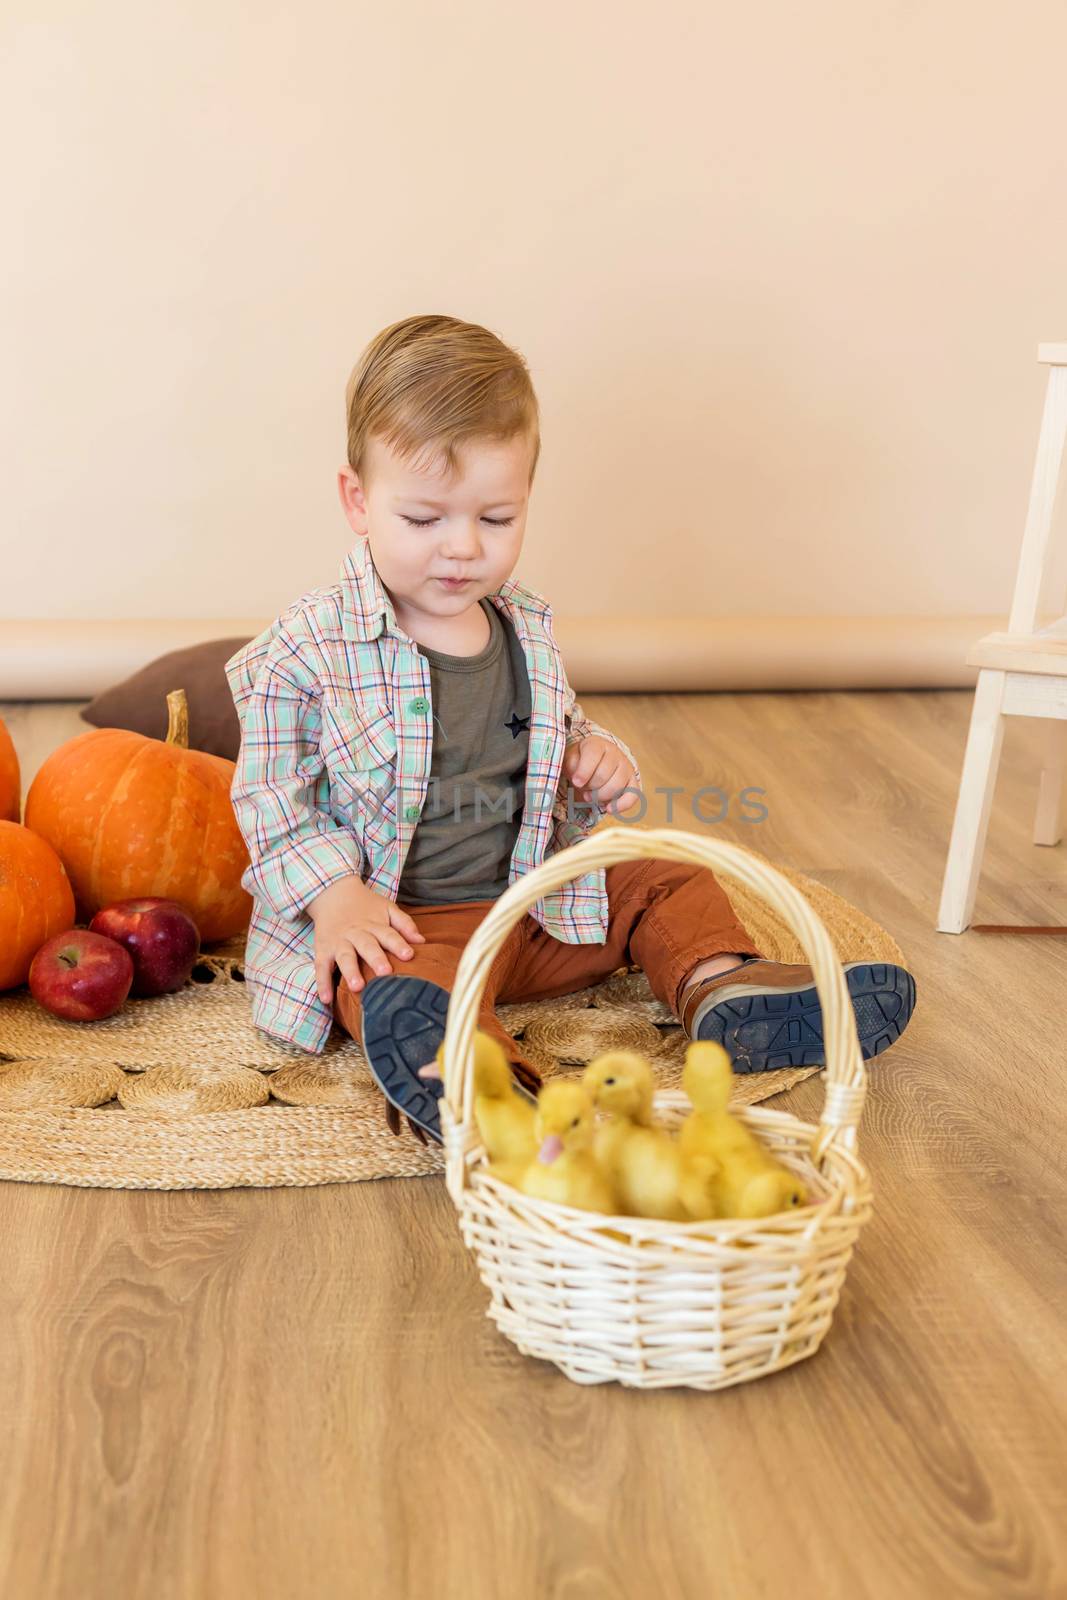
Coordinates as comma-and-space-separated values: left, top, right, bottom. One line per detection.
694, 961, 917, 1073
359, 975, 450, 1144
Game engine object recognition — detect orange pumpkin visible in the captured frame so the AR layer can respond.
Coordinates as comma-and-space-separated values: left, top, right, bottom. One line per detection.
0, 820, 77, 989
0, 715, 20, 823
24, 689, 252, 942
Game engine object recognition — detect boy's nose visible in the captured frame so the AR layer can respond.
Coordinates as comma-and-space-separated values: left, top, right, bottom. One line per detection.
440, 521, 482, 553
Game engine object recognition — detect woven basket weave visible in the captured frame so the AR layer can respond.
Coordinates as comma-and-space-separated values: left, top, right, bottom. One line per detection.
438, 824, 874, 1392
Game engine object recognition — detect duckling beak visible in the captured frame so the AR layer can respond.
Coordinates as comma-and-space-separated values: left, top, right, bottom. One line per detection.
538, 1134, 564, 1164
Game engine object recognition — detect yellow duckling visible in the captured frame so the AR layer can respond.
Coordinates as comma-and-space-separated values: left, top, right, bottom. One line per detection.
418, 1032, 537, 1184
518, 1080, 621, 1215
581, 1049, 719, 1221
679, 1041, 809, 1218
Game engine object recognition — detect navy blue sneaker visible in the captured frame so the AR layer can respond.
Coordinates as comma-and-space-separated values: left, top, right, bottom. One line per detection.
679, 958, 916, 1073
359, 974, 451, 1144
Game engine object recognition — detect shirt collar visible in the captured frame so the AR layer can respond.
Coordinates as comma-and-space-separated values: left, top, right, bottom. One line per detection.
339, 537, 550, 640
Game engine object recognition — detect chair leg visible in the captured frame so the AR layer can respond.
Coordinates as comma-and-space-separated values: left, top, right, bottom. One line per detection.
938, 669, 1007, 934
1033, 719, 1067, 846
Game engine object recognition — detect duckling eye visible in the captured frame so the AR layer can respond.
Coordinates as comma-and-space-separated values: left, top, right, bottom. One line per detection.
604, 1077, 615, 1086
571, 1116, 580, 1128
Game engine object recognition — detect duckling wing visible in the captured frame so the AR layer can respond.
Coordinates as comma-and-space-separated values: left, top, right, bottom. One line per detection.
616, 1128, 689, 1220
476, 1098, 537, 1167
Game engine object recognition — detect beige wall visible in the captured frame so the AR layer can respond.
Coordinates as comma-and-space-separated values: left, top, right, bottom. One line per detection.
4, 1, 1067, 638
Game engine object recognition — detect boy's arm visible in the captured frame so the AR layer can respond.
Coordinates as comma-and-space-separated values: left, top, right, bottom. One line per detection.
224, 637, 365, 924
226, 628, 274, 725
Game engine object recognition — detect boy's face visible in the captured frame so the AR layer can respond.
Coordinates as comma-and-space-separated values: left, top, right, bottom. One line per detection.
337, 431, 532, 629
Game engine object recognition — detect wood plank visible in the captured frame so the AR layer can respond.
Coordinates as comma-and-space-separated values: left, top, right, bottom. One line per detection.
1002, 674, 1067, 721
967, 631, 1067, 676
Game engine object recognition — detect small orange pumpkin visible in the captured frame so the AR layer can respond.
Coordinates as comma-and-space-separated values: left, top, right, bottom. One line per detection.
0, 715, 20, 823
24, 689, 252, 942
0, 820, 77, 989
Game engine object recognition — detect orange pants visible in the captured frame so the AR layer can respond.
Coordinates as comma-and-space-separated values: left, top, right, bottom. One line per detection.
332, 855, 765, 1081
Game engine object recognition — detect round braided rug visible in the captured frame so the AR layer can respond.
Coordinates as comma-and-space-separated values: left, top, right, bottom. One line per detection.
268, 1060, 378, 1108
0, 1057, 125, 1109
520, 1008, 663, 1068
118, 1063, 272, 1114
586, 969, 676, 1023
0, 843, 907, 1189
0, 950, 322, 1072
491, 981, 606, 1031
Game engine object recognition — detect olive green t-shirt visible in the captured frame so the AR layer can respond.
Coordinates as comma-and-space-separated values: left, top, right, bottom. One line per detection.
396, 597, 532, 905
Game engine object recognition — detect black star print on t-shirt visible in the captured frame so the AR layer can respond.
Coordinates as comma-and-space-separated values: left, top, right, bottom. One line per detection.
505, 712, 530, 739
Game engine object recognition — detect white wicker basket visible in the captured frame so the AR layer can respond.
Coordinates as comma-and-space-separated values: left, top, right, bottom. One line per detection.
439, 824, 874, 1390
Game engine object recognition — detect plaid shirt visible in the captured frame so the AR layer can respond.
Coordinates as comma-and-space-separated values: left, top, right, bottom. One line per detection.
224, 538, 643, 1053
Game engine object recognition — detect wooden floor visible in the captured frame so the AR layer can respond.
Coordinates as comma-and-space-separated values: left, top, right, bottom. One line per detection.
2, 691, 1065, 1600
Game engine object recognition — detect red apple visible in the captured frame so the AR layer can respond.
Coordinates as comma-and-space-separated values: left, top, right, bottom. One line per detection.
29, 929, 134, 1021
88, 897, 201, 997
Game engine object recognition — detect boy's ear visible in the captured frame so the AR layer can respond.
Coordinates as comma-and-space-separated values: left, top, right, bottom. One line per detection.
337, 465, 368, 535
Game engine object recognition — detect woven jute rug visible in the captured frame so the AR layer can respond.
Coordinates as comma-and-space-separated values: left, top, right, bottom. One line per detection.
0, 846, 906, 1190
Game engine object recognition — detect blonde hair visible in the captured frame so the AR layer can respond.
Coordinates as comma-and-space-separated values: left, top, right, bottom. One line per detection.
344, 314, 540, 489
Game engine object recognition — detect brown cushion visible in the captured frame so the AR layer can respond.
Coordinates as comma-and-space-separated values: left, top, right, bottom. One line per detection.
80, 637, 253, 761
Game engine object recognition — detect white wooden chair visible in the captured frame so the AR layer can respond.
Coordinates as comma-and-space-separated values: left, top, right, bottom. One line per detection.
938, 343, 1067, 934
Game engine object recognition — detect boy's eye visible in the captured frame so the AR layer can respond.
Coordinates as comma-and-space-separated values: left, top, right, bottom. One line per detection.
400, 515, 515, 529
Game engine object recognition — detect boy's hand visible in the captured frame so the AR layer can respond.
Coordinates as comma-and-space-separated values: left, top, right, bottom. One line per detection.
308, 875, 426, 1005
561, 736, 642, 817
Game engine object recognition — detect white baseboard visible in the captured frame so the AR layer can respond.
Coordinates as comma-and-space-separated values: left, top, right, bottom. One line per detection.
0, 614, 1022, 698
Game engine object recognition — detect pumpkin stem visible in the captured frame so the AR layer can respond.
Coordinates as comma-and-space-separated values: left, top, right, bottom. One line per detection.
165, 689, 189, 749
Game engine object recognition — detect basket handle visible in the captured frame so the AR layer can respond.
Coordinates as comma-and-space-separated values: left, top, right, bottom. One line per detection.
438, 825, 867, 1198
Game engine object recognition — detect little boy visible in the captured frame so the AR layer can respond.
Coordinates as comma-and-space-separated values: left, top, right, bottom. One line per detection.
225, 314, 916, 1144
